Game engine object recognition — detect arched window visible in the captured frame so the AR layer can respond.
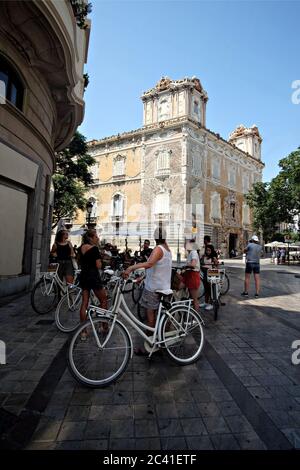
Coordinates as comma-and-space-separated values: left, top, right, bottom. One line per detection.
242, 174, 249, 193
154, 192, 169, 215
112, 194, 124, 217
157, 150, 170, 171
113, 155, 126, 177
91, 163, 99, 182
210, 192, 221, 220
0, 56, 24, 110
228, 167, 236, 188
192, 151, 202, 176
212, 158, 221, 180
88, 197, 98, 218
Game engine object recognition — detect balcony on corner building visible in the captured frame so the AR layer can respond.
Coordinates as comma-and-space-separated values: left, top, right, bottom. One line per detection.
155, 168, 170, 178
0, 0, 91, 151
85, 216, 97, 228
112, 173, 126, 181
63, 218, 73, 229
155, 213, 170, 223
110, 215, 124, 223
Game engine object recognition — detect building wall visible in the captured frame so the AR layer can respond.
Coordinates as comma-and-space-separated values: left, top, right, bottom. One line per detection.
0, 0, 90, 296
70, 123, 262, 258
0, 37, 56, 295
69, 77, 263, 258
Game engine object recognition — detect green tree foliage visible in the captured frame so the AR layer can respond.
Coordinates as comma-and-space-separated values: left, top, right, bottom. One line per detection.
246, 182, 275, 240
70, 1, 92, 29
246, 147, 300, 240
52, 132, 95, 229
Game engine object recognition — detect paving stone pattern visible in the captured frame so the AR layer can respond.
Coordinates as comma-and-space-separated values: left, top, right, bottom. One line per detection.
0, 260, 300, 450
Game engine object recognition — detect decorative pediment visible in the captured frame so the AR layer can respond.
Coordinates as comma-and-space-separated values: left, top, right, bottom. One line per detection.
114, 154, 126, 162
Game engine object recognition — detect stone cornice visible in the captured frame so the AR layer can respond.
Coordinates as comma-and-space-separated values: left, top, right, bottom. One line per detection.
88, 117, 264, 169
90, 177, 141, 187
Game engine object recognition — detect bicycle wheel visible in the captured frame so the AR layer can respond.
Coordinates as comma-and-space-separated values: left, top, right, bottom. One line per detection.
132, 281, 144, 304
55, 288, 81, 333
220, 273, 230, 296
160, 307, 204, 365
212, 284, 219, 321
68, 316, 131, 388
31, 278, 58, 314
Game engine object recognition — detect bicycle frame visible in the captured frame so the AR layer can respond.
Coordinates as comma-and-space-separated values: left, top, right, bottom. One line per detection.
40, 264, 81, 298
86, 279, 200, 356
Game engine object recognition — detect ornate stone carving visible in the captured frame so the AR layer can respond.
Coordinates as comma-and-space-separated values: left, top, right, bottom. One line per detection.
223, 192, 241, 227
229, 124, 262, 143
142, 76, 208, 102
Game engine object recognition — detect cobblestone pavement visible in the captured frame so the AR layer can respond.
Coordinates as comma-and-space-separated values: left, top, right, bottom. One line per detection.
0, 259, 300, 450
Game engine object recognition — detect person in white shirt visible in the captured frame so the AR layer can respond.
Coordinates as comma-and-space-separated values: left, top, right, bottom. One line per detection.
183, 239, 201, 311
124, 227, 172, 355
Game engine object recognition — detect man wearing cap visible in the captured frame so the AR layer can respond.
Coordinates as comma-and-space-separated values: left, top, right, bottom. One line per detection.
241, 235, 262, 298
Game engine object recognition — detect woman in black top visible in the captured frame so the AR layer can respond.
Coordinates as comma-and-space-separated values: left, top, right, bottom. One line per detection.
50, 230, 75, 284
200, 245, 218, 310
79, 229, 108, 325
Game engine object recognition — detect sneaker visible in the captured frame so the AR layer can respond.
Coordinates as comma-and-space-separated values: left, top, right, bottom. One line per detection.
80, 332, 88, 341
255, 293, 259, 298
205, 304, 213, 311
241, 292, 249, 297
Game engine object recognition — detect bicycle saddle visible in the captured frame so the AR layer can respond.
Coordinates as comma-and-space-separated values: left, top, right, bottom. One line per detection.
104, 269, 114, 276
156, 289, 173, 296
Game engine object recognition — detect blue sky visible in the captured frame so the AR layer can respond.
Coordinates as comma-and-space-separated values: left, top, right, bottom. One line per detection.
79, 0, 300, 182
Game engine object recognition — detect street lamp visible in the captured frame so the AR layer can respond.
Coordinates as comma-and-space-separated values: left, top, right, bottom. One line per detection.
177, 223, 181, 264
86, 200, 93, 228
125, 222, 129, 252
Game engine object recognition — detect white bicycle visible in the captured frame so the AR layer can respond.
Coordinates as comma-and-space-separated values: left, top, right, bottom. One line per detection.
206, 267, 224, 321
68, 277, 205, 388
31, 263, 80, 315
55, 269, 118, 333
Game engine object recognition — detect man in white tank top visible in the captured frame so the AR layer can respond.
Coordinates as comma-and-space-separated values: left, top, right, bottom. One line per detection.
124, 227, 172, 353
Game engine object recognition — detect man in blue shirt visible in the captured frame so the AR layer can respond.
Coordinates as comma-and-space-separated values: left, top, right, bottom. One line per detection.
241, 235, 262, 298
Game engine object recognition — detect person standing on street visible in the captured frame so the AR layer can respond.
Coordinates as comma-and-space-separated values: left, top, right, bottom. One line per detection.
200, 245, 218, 310
183, 239, 201, 312
140, 239, 153, 262
50, 229, 75, 284
78, 229, 108, 333
241, 235, 263, 298
123, 227, 172, 355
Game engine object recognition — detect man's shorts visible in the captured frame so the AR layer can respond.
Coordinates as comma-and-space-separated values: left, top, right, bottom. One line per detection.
139, 288, 160, 310
245, 262, 260, 274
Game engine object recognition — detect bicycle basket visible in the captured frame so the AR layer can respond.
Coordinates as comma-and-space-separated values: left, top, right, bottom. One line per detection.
207, 268, 220, 278
47, 263, 59, 273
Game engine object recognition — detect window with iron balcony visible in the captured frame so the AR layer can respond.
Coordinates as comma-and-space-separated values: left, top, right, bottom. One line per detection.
113, 156, 126, 179
155, 149, 171, 177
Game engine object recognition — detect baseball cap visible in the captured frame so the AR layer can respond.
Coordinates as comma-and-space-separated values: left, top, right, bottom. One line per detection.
251, 235, 259, 242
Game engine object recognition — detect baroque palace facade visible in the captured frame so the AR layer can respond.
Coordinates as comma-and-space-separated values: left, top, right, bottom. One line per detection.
72, 76, 264, 257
